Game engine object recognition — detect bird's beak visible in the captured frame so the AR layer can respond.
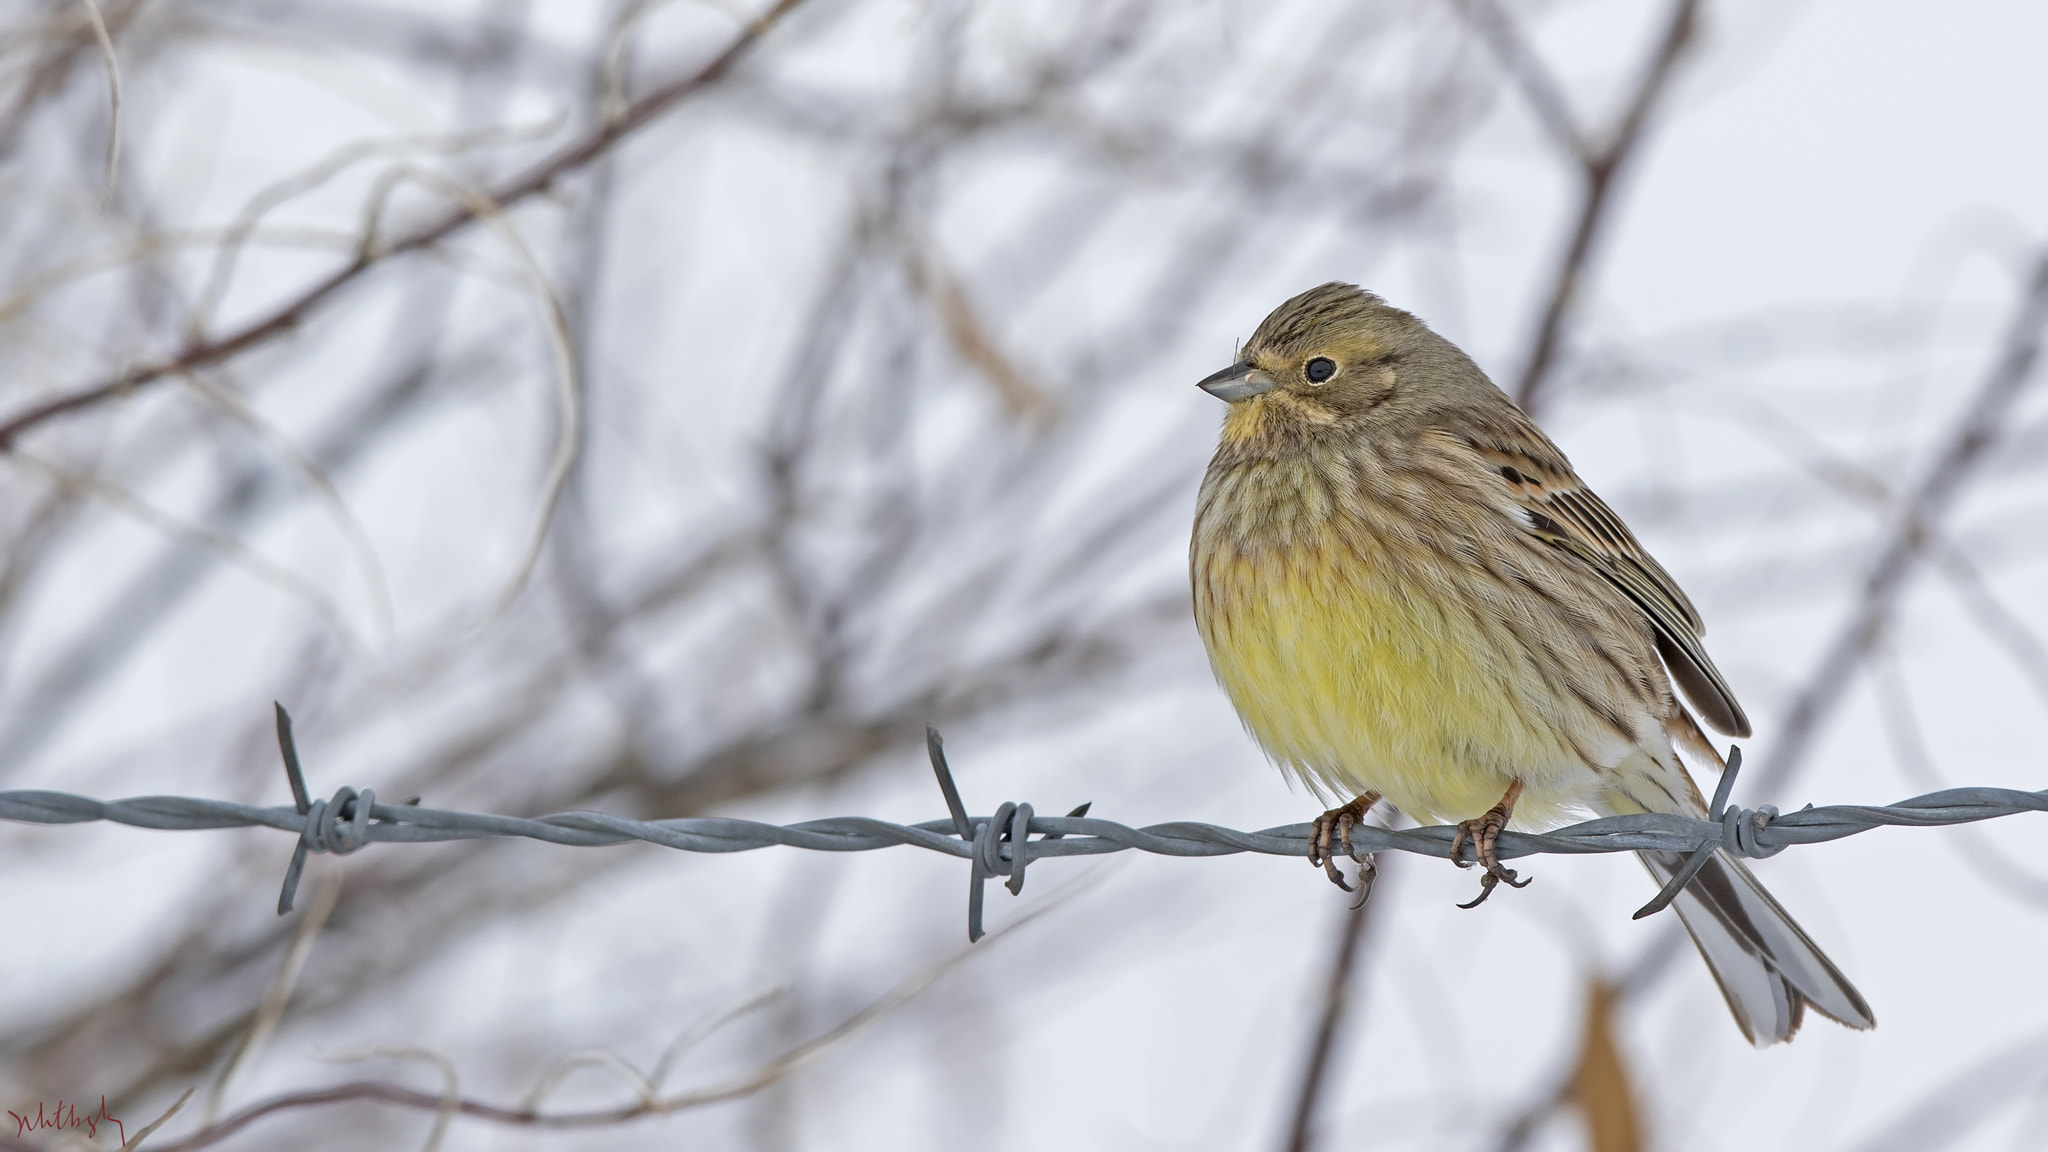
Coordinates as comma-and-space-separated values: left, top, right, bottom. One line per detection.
1197, 360, 1276, 402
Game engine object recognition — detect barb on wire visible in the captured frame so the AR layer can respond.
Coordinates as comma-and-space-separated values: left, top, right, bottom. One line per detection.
926, 725, 1090, 940
1628, 746, 1776, 919
272, 703, 419, 914
1, 708, 2045, 942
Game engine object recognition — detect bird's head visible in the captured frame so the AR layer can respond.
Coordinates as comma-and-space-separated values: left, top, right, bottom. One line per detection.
1198, 282, 1482, 439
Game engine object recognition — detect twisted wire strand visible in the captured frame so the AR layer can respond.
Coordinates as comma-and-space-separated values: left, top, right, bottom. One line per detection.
2, 711, 2044, 939
5, 782, 2045, 860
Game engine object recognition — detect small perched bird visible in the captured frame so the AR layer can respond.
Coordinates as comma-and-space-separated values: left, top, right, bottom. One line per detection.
1189, 282, 1873, 1045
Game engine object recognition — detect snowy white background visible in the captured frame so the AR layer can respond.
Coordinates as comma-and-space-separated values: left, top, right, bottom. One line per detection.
2, 0, 2046, 1149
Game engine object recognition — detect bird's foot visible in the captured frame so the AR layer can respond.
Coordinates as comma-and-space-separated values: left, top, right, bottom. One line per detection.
1307, 792, 1382, 894
1448, 782, 1530, 909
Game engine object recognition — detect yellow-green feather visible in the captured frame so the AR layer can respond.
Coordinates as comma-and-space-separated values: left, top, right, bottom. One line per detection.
1192, 408, 1613, 826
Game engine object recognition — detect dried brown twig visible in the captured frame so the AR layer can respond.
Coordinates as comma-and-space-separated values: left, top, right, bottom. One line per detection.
1753, 247, 2048, 797
143, 878, 1078, 1152
1279, 861, 1395, 1152
0, 0, 808, 449
1458, 0, 1704, 416
1483, 243, 2048, 1152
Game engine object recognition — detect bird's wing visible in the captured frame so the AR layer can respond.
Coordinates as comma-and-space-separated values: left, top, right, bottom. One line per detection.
1466, 435, 1752, 738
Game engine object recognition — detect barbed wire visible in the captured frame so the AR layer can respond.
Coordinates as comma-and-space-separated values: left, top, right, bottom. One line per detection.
2, 705, 2044, 939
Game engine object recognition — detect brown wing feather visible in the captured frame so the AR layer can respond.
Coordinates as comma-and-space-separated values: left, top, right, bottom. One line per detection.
1467, 429, 1752, 738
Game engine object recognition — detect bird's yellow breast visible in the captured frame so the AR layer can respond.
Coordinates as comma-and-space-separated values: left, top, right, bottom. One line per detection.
1192, 450, 1585, 824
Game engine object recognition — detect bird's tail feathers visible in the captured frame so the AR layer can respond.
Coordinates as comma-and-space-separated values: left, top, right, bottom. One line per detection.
1639, 847, 1875, 1046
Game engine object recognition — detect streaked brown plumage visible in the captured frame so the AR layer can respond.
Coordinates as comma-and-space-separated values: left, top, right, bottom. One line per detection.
1189, 282, 1872, 1045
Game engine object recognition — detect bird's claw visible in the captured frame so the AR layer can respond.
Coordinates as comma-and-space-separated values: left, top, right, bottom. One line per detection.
1447, 796, 1530, 909
1307, 793, 1382, 893
1454, 861, 1529, 909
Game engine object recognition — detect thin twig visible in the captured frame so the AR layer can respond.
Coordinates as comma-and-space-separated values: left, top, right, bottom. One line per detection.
317, 1048, 459, 1152
898, 227, 1059, 429
1929, 545, 2048, 712
205, 873, 342, 1123
0, 450, 368, 652
188, 118, 564, 340
363, 164, 582, 624
74, 0, 120, 202
145, 877, 1077, 1151
520, 1049, 658, 1115
1503, 0, 1702, 415
1730, 386, 2048, 717
1482, 245, 2048, 1152
598, 0, 674, 126
121, 1087, 194, 1152
0, 0, 134, 165
1753, 247, 2048, 798
0, 227, 362, 327
1454, 0, 1588, 161
1279, 860, 1393, 1152
177, 375, 398, 645
0, 0, 810, 449
1873, 653, 2048, 910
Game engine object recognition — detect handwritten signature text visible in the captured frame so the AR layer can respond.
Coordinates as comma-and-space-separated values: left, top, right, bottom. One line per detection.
8, 1096, 127, 1145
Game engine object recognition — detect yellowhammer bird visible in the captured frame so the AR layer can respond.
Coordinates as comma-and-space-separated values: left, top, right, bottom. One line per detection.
1189, 282, 1873, 1046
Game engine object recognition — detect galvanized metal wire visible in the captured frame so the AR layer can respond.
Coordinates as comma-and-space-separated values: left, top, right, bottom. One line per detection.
1, 706, 2044, 939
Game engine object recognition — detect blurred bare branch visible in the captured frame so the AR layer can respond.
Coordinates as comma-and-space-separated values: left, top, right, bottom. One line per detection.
203, 874, 343, 1124
0, 0, 143, 161
2, 3, 2044, 1149
145, 881, 1076, 1152
178, 373, 398, 643
4, 448, 368, 650
1481, 0, 1703, 415
1454, 0, 1589, 162
1487, 248, 2048, 1151
1280, 863, 1394, 1152
1755, 247, 2048, 798
1873, 654, 2048, 910
73, 0, 119, 201
900, 232, 1059, 430
0, 0, 807, 449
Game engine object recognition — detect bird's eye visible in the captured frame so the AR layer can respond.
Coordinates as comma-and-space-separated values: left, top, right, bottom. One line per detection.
1304, 357, 1337, 383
